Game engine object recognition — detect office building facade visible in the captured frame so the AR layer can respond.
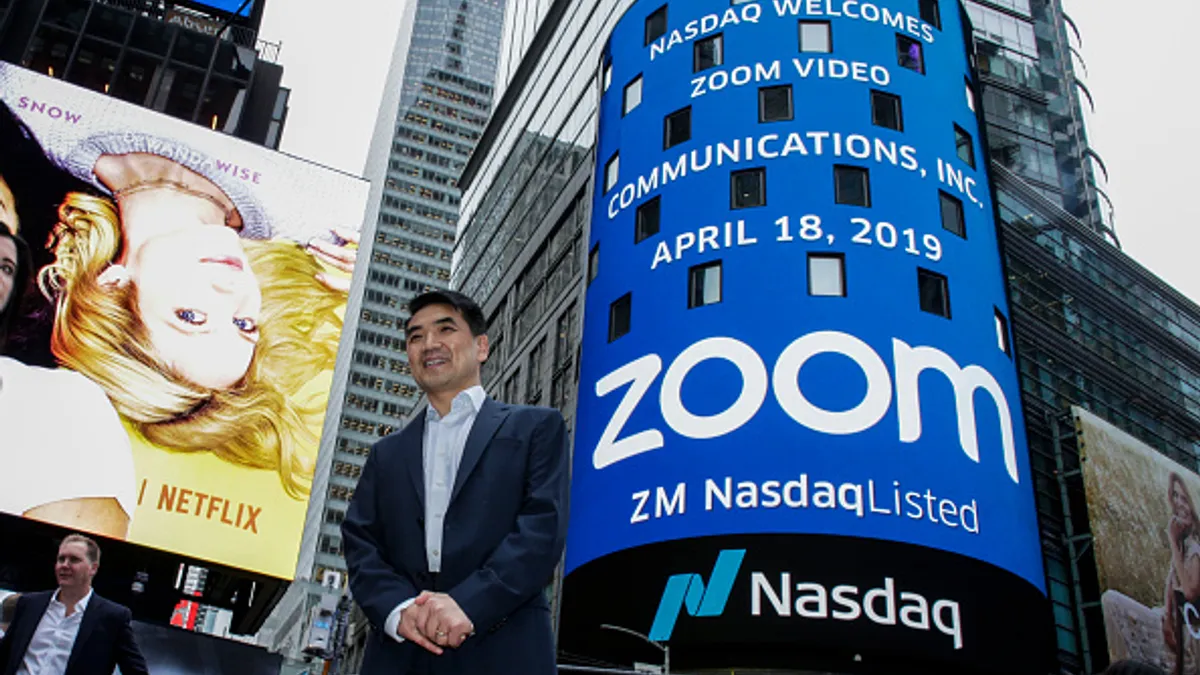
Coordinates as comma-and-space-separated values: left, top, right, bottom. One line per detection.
0, 0, 286, 147
454, 0, 1200, 673
261, 0, 508, 668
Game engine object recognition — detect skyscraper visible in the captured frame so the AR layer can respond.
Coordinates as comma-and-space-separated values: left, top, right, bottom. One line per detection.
260, 0, 507, 667
452, 0, 1200, 673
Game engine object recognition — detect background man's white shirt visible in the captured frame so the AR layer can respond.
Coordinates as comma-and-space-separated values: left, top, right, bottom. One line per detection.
16, 589, 93, 675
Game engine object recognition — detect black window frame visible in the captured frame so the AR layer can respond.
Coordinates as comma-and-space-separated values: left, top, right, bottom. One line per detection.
663, 106, 692, 149
609, 293, 633, 342
758, 84, 794, 123
636, 196, 662, 243
939, 190, 966, 238
731, 167, 767, 209
688, 260, 724, 309
954, 124, 976, 168
917, 268, 951, 318
798, 20, 833, 53
694, 33, 724, 73
897, 34, 925, 74
604, 153, 619, 193
807, 253, 847, 297
870, 89, 903, 131
833, 165, 871, 207
919, 0, 941, 30
995, 308, 1012, 356
645, 5, 668, 46
588, 243, 600, 285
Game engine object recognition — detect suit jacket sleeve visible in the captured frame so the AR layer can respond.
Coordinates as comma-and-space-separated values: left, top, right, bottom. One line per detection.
342, 443, 421, 630
112, 605, 148, 675
449, 410, 570, 631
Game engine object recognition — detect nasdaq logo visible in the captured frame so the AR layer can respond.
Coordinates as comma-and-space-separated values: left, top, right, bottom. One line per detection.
648, 549, 746, 641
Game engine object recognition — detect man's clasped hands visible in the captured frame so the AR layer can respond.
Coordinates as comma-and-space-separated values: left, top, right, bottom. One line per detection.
397, 591, 476, 654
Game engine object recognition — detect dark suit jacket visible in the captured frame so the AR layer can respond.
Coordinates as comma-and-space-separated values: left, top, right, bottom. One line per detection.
343, 398, 570, 675
0, 590, 148, 675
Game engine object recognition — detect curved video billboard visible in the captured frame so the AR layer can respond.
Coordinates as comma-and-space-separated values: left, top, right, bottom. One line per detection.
561, 0, 1049, 672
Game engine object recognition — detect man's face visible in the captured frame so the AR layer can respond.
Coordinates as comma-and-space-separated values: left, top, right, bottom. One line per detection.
405, 303, 489, 397
55, 542, 97, 591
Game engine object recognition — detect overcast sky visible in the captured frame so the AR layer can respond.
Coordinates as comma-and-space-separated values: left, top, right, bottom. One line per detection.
258, 1, 1200, 305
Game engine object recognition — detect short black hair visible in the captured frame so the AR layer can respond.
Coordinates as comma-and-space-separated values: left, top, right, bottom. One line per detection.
405, 289, 486, 339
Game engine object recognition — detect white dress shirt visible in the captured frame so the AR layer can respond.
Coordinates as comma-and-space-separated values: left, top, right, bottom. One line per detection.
384, 386, 486, 643
17, 589, 93, 675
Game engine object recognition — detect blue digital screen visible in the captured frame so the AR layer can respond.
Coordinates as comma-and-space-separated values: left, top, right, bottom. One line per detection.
187, 0, 253, 17
567, 0, 1045, 593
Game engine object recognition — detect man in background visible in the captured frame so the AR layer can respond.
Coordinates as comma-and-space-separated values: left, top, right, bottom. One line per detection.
0, 594, 17, 639
0, 534, 148, 675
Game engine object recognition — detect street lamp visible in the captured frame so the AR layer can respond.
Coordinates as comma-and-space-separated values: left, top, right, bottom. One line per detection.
599, 623, 670, 675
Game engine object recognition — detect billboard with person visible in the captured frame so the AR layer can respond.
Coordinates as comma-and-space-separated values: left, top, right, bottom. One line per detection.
0, 62, 368, 580
1076, 406, 1200, 673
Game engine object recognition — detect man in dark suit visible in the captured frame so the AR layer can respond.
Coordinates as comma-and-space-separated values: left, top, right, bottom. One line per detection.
343, 290, 570, 675
0, 534, 148, 675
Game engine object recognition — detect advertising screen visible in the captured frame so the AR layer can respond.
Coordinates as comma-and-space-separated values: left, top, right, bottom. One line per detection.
1076, 407, 1200, 673
182, 0, 255, 18
0, 63, 368, 580
560, 0, 1049, 672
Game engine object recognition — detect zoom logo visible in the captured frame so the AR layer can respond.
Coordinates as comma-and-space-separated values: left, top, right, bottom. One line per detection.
648, 549, 746, 641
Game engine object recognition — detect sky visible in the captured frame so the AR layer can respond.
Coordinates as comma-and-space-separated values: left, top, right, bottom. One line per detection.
257, 0, 1200, 305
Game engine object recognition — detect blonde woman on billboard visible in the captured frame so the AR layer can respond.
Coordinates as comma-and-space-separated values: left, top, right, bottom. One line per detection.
36, 151, 357, 499
1103, 473, 1200, 674
0, 226, 136, 539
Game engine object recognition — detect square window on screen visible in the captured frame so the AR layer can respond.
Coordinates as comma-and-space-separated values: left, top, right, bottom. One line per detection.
897, 35, 924, 73
799, 21, 832, 53
918, 268, 951, 318
664, 107, 692, 149
759, 85, 793, 122
645, 5, 668, 46
808, 254, 846, 297
694, 34, 724, 72
636, 197, 661, 242
731, 168, 766, 209
588, 243, 600, 285
870, 90, 903, 131
955, 125, 976, 168
605, 153, 619, 193
624, 75, 643, 115
919, 0, 941, 30
834, 165, 871, 207
939, 190, 965, 237
609, 294, 632, 342
688, 262, 723, 308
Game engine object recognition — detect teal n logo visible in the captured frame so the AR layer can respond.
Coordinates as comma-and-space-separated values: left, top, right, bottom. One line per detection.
648, 549, 746, 641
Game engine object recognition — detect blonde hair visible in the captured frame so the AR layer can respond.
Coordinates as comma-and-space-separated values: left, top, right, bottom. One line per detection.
39, 192, 344, 497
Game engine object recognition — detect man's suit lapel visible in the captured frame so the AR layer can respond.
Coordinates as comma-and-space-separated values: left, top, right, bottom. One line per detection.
8, 592, 51, 672
64, 595, 102, 675
451, 398, 509, 504
402, 413, 428, 507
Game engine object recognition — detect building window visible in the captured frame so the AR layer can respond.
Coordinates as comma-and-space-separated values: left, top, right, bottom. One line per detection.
965, 78, 976, 112
995, 309, 1012, 355
694, 34, 724, 72
759, 85, 794, 122
604, 153, 619, 193
688, 261, 723, 308
918, 268, 951, 318
645, 5, 668, 46
731, 168, 766, 209
636, 196, 662, 242
897, 35, 924, 73
919, 0, 941, 30
834, 165, 871, 207
664, 107, 692, 149
588, 243, 600, 285
609, 294, 632, 342
954, 125, 976, 168
624, 75, 643, 115
808, 254, 846, 297
603, 60, 613, 92
870, 90, 903, 131
799, 21, 832, 53
939, 191, 965, 237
